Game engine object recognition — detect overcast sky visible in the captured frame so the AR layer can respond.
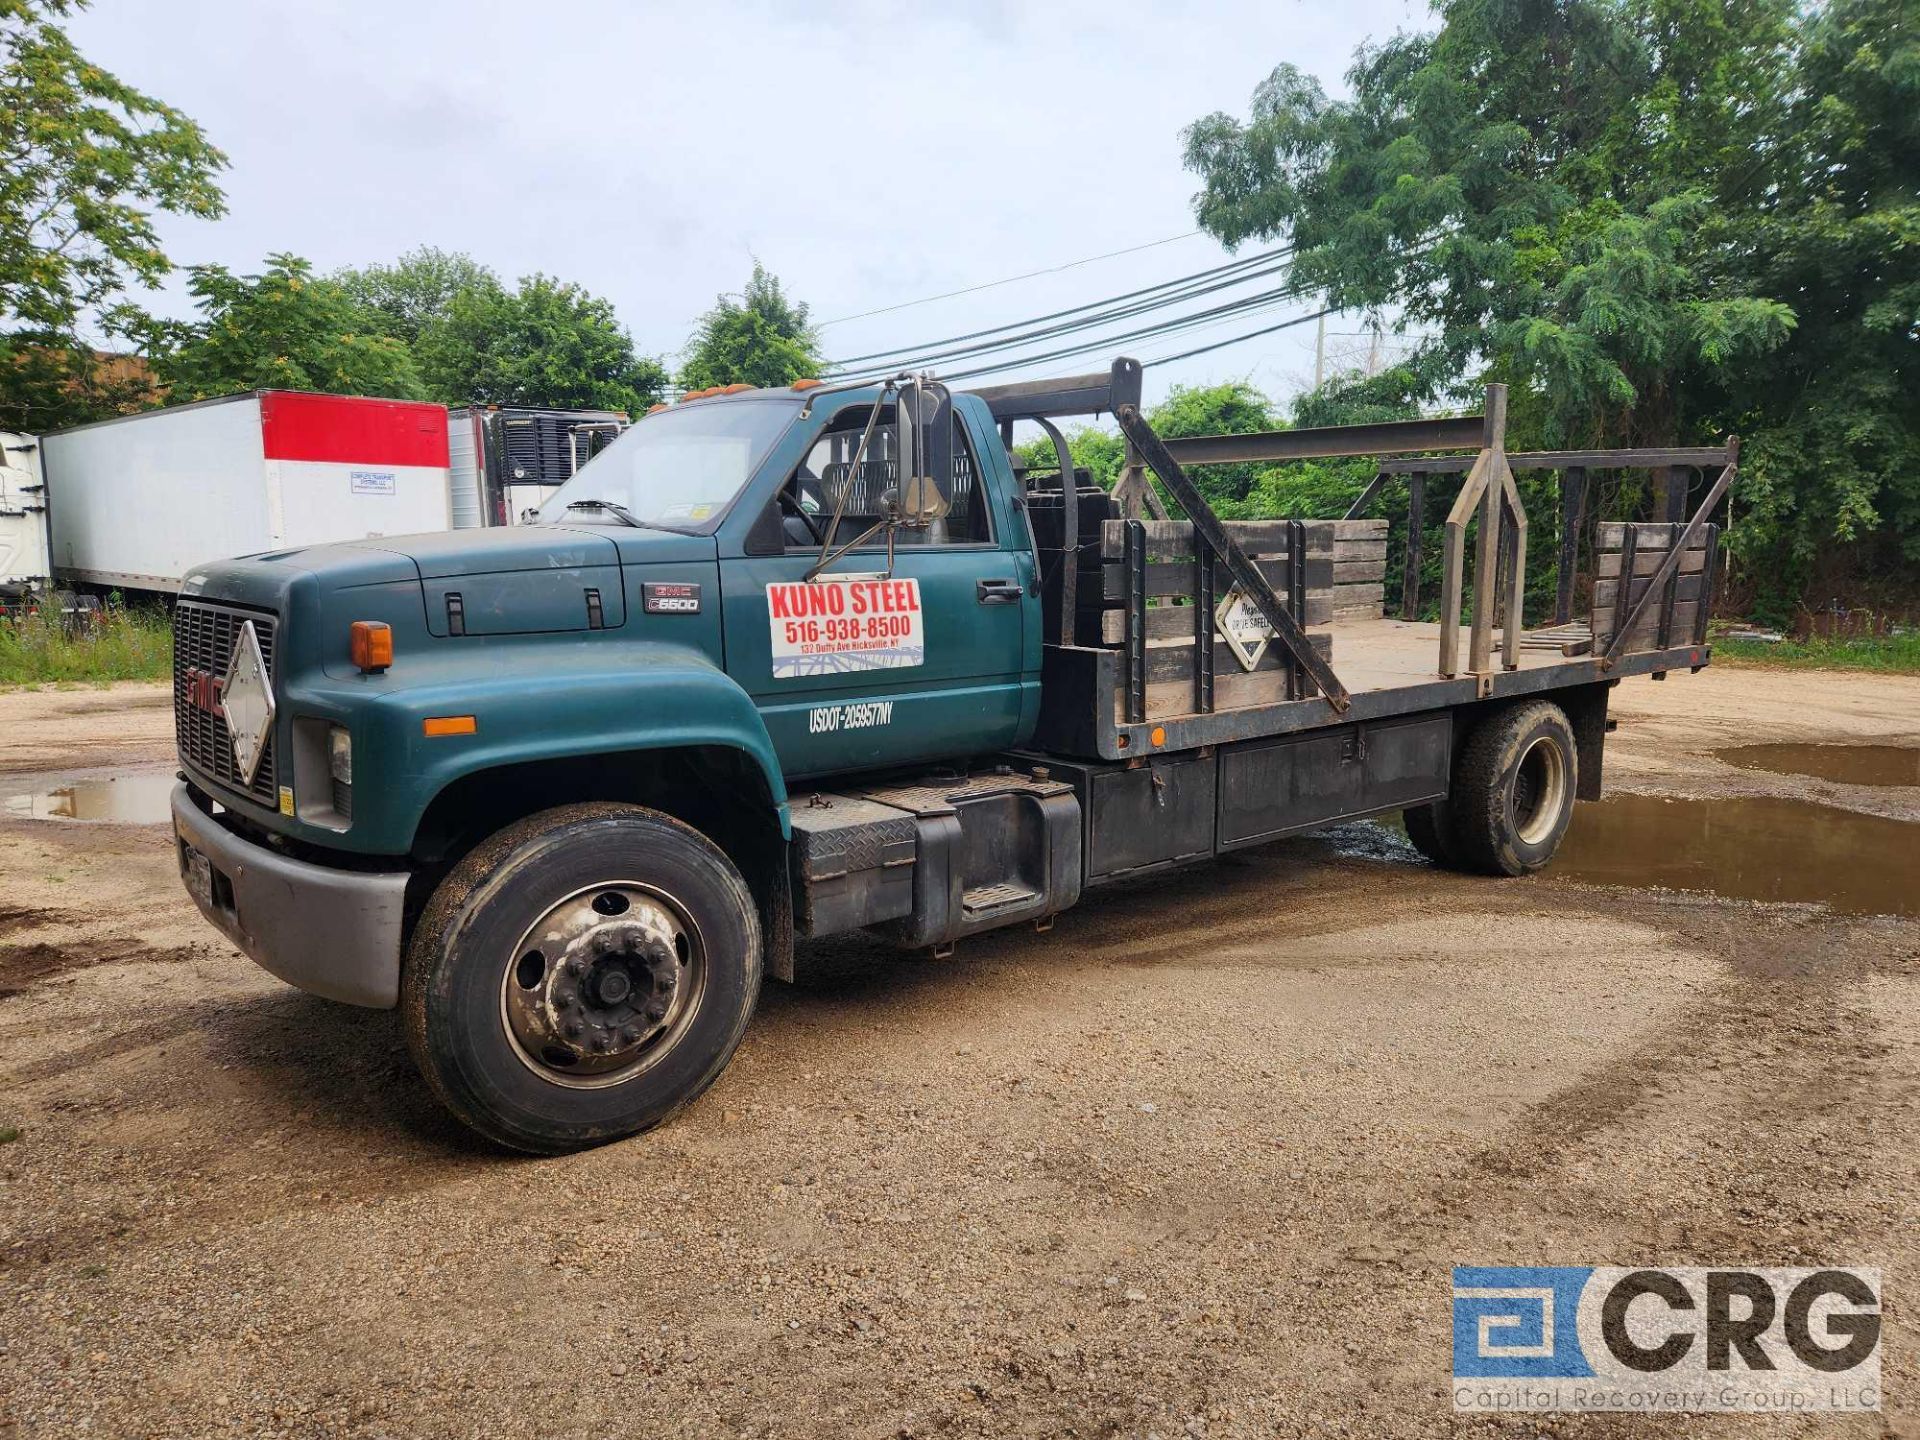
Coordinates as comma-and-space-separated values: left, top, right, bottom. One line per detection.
70, 0, 1433, 410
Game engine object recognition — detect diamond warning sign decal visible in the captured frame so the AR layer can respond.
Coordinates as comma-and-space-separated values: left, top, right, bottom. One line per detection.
767, 578, 925, 679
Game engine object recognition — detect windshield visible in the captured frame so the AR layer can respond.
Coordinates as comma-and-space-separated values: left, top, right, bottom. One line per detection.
537, 399, 797, 531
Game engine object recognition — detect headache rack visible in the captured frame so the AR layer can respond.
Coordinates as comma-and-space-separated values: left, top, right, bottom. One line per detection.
972, 358, 1738, 762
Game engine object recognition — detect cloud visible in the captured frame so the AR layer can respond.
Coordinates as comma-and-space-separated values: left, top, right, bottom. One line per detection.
70, 0, 1432, 403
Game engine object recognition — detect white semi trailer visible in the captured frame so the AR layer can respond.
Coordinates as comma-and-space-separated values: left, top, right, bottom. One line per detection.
41, 390, 454, 594
0, 431, 51, 614
447, 404, 625, 528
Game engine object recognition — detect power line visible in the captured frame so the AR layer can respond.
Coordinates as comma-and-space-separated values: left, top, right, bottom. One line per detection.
1142, 308, 1336, 367
825, 244, 1292, 370
816, 230, 1204, 329
937, 283, 1322, 383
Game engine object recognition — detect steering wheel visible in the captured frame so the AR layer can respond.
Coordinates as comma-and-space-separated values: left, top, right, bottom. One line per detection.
778, 487, 825, 545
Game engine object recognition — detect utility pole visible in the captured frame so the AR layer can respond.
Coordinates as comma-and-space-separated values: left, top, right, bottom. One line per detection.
1314, 308, 1326, 389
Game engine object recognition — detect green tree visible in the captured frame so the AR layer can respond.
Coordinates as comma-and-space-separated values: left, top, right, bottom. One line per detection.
1183, 0, 1917, 613
1012, 382, 1281, 515
414, 273, 667, 414
138, 253, 425, 401
1012, 423, 1127, 491
678, 263, 821, 390
1148, 382, 1282, 513
335, 246, 497, 347
1719, 0, 1920, 602
0, 0, 227, 429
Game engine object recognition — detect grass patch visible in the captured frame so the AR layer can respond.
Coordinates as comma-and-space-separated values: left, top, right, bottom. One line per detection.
0, 606, 172, 686
1713, 627, 1920, 673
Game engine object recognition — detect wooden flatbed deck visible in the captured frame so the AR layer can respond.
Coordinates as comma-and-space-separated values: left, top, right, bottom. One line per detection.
1324, 617, 1588, 693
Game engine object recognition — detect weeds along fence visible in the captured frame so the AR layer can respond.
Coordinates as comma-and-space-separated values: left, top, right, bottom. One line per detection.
0, 605, 172, 686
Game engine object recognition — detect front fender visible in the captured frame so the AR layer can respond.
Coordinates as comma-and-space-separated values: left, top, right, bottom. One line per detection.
296, 642, 789, 855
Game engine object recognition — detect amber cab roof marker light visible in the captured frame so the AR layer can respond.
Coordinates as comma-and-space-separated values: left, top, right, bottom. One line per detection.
721, 383, 755, 394
646, 402, 670, 415
791, 378, 824, 391
349, 620, 392, 674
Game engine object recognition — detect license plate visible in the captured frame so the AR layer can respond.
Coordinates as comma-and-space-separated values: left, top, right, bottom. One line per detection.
182, 843, 215, 911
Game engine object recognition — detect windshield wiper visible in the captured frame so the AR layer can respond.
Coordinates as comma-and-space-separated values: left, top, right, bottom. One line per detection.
564, 498, 651, 530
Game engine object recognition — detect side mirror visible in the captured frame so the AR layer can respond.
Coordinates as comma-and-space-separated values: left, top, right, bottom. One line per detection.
898, 380, 954, 528
897, 472, 951, 526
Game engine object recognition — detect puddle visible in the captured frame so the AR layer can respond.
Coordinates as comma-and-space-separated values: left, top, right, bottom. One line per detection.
4, 772, 175, 824
1548, 793, 1918, 918
1714, 742, 1920, 789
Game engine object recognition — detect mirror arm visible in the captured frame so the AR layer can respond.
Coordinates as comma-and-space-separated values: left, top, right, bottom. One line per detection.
804, 515, 894, 581
810, 381, 893, 581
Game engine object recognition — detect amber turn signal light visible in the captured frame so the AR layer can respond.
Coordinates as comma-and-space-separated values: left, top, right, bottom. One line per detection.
422, 715, 477, 738
350, 620, 393, 673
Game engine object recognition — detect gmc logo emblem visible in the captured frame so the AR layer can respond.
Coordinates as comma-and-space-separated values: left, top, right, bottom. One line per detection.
183, 666, 225, 719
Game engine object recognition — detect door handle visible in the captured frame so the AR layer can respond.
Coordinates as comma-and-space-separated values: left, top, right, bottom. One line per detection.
976, 578, 1022, 605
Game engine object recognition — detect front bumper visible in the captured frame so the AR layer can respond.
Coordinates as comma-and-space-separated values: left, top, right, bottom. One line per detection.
172, 782, 410, 1008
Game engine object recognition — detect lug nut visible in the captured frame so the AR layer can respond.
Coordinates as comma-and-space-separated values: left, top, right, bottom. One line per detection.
620, 1028, 639, 1045
646, 1005, 666, 1023
563, 1021, 581, 1039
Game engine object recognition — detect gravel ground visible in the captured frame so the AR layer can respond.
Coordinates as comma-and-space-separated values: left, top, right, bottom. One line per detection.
0, 667, 1915, 1438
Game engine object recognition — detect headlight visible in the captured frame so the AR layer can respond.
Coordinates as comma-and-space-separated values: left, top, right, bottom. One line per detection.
327, 725, 352, 786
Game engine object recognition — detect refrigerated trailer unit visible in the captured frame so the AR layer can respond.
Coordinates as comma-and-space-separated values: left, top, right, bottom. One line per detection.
447, 405, 626, 528
43, 390, 453, 593
0, 431, 50, 610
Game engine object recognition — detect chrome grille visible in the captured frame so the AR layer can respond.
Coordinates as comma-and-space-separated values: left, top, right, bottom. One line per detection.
173, 600, 279, 804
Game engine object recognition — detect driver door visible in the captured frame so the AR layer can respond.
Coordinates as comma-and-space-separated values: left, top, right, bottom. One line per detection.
718, 398, 1034, 781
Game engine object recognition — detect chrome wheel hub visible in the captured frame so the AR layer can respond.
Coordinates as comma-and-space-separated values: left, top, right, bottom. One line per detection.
501, 883, 702, 1087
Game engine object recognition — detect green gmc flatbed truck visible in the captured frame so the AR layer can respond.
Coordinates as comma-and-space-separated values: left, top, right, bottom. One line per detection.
170, 359, 1733, 1151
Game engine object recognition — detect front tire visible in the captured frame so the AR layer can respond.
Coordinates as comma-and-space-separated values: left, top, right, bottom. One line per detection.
402, 803, 762, 1153
1447, 701, 1578, 876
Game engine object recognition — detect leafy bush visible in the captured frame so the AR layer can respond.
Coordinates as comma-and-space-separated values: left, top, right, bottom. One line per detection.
0, 605, 171, 686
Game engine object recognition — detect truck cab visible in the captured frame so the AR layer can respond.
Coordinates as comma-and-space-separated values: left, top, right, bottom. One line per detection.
170, 361, 1731, 1152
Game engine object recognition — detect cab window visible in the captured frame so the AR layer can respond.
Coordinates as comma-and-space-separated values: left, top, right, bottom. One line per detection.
777, 404, 991, 549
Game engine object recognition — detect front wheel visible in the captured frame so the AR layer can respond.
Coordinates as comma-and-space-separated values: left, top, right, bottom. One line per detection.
402, 803, 762, 1153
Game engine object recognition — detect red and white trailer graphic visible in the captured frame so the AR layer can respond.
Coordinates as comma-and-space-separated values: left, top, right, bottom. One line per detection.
42, 390, 453, 593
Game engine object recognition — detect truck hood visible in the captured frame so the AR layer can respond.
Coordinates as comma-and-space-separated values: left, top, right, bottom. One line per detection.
356, 524, 717, 637
188, 525, 720, 638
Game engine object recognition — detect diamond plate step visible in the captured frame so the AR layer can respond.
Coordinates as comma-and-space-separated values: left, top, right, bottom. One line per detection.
962, 882, 1038, 915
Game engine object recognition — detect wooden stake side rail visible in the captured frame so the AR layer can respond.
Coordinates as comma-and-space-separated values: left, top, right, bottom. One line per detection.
1115, 403, 1354, 712
1089, 518, 1387, 721
1592, 522, 1721, 653
983, 357, 1740, 755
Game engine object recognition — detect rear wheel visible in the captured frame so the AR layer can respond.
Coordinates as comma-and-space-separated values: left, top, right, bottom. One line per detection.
1401, 801, 1455, 866
402, 803, 762, 1153
1447, 701, 1578, 876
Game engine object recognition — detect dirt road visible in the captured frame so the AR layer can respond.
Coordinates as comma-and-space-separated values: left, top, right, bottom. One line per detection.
1, 668, 1915, 1438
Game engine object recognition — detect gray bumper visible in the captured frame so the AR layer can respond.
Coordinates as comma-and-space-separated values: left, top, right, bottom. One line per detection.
171, 783, 410, 1008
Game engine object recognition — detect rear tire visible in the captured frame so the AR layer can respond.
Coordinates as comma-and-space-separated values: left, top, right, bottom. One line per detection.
402, 803, 762, 1153
1447, 701, 1578, 876
1402, 801, 1455, 866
